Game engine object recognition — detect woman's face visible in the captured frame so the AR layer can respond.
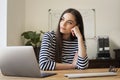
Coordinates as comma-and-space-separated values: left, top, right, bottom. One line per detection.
60, 13, 76, 35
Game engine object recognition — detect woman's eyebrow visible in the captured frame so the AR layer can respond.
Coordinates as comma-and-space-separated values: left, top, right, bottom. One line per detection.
68, 20, 74, 22
67, 20, 76, 24
62, 16, 75, 23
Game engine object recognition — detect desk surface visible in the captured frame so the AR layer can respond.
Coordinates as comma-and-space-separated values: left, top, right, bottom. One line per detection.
0, 68, 120, 80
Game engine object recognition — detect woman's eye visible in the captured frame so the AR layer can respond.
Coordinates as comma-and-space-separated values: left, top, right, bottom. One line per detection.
67, 22, 73, 24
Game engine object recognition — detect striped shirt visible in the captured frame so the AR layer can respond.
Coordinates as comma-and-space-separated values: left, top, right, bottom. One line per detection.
39, 31, 88, 70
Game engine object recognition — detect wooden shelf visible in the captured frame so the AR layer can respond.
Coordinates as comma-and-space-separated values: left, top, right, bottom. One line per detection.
88, 59, 120, 68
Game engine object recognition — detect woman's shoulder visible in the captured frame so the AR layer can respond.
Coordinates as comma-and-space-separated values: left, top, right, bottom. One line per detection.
43, 30, 56, 40
44, 30, 55, 36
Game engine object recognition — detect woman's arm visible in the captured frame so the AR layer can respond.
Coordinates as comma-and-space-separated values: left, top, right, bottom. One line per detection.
39, 32, 56, 70
71, 26, 89, 69
71, 26, 87, 58
55, 63, 75, 70
77, 37, 87, 58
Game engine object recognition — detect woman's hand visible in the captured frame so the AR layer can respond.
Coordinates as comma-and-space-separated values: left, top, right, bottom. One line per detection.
71, 26, 82, 39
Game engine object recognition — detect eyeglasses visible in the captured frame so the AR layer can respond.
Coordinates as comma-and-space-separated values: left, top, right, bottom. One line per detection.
109, 66, 119, 72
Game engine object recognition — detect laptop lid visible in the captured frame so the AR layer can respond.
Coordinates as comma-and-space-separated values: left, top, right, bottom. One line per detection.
0, 46, 56, 77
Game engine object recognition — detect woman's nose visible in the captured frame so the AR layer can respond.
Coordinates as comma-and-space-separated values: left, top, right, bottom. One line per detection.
62, 21, 66, 26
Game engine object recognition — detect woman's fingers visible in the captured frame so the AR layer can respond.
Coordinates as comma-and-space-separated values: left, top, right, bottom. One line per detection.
71, 29, 75, 36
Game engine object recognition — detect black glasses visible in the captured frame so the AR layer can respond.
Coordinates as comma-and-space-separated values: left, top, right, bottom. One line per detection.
109, 66, 119, 72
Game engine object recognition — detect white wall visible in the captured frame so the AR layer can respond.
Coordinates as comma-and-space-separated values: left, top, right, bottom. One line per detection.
7, 0, 25, 46
24, 0, 120, 59
0, 0, 7, 47
0, 0, 7, 69
7, 0, 120, 59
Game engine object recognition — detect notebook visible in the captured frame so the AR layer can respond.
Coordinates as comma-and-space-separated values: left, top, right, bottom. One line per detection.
65, 72, 117, 78
0, 46, 56, 78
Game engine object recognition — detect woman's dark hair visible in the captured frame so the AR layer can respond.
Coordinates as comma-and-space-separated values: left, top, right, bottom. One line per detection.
55, 8, 85, 62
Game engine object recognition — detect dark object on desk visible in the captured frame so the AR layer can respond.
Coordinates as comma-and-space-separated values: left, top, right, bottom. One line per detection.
109, 66, 118, 72
114, 49, 120, 60
97, 36, 110, 59
88, 59, 120, 68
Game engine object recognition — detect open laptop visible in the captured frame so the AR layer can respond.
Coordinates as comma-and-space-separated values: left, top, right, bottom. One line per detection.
0, 46, 56, 78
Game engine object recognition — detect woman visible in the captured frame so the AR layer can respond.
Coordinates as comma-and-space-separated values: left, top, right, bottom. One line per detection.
39, 8, 88, 70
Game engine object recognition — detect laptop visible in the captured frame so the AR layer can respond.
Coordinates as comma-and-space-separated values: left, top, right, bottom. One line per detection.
0, 46, 56, 78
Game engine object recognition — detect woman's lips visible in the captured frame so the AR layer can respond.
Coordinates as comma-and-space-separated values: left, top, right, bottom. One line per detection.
60, 27, 66, 30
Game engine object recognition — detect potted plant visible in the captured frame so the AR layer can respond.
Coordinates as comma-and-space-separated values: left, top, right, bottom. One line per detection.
21, 30, 45, 62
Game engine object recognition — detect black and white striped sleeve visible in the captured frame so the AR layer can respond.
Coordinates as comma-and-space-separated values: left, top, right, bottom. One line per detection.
39, 32, 56, 70
76, 56, 89, 69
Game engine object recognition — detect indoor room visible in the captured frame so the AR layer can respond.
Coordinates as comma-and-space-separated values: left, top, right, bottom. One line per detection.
0, 0, 120, 79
